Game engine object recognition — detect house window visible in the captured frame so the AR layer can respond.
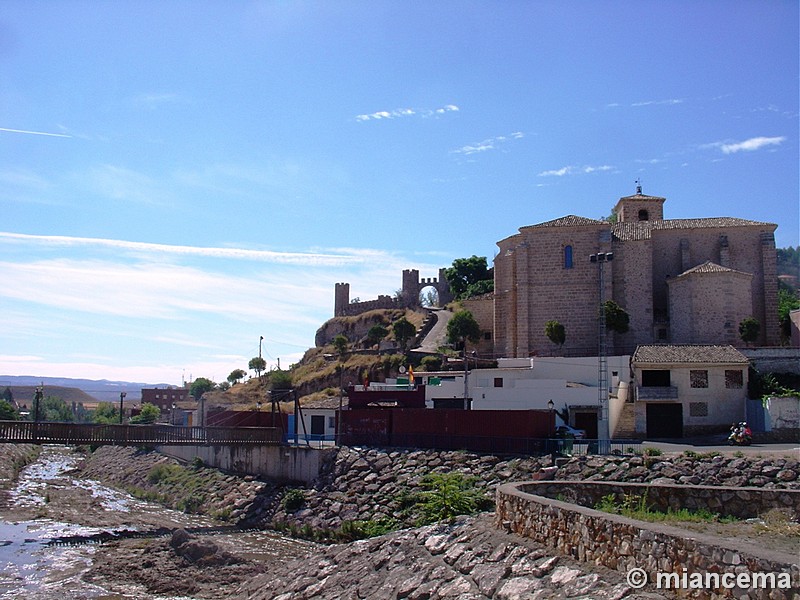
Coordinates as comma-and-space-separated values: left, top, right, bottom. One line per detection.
328, 416, 336, 429
642, 370, 670, 387
690, 370, 708, 388
638, 209, 649, 221
564, 245, 573, 269
484, 332, 492, 340
494, 377, 503, 388
725, 370, 743, 389
689, 402, 708, 417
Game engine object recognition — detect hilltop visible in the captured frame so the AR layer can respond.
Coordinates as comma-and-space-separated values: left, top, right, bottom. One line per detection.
207, 307, 442, 410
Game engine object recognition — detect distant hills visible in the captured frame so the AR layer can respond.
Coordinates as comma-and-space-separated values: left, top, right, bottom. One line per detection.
0, 376, 174, 404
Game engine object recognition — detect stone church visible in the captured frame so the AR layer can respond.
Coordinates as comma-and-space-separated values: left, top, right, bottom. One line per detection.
492, 187, 779, 358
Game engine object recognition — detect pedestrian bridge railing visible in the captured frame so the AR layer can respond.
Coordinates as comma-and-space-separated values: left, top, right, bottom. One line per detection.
0, 421, 283, 446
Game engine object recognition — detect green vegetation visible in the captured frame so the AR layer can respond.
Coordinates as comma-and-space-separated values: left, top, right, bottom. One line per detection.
595, 492, 738, 524
0, 399, 18, 420
392, 317, 417, 352
129, 402, 160, 424
281, 488, 306, 512
603, 300, 630, 334
414, 472, 493, 525
191, 377, 217, 399
227, 369, 247, 386
738, 316, 760, 345
444, 255, 494, 300
545, 320, 566, 348
446, 310, 481, 350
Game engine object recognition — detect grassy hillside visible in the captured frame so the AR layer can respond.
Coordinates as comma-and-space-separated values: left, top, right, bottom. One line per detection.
207, 308, 430, 410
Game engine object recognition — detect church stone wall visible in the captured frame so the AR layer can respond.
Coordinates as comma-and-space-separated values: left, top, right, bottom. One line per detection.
668, 269, 754, 345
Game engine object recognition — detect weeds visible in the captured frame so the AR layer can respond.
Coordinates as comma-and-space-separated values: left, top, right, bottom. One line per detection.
595, 492, 738, 524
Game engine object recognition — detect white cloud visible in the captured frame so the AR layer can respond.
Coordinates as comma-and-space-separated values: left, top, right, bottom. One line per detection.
452, 131, 524, 156
132, 92, 184, 110
0, 232, 372, 267
537, 164, 614, 177
355, 104, 458, 122
630, 98, 684, 107
719, 136, 786, 154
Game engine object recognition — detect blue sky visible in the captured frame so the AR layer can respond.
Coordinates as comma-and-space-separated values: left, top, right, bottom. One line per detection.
1, 1, 797, 385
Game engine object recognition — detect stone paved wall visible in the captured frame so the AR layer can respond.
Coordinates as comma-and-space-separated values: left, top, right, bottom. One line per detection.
496, 481, 800, 599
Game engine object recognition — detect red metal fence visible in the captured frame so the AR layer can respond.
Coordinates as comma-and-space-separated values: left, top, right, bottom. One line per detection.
0, 421, 282, 446
340, 408, 553, 454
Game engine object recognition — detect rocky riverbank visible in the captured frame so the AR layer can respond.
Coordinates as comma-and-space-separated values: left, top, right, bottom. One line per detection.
2, 443, 797, 598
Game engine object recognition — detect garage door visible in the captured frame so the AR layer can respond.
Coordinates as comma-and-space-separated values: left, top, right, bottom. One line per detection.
646, 403, 683, 438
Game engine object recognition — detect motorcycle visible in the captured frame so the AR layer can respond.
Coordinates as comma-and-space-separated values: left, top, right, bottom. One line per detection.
728, 423, 752, 446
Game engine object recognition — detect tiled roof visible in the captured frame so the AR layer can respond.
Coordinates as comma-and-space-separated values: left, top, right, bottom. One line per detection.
677, 261, 751, 278
522, 215, 607, 229
632, 345, 749, 365
301, 396, 347, 410
613, 217, 775, 241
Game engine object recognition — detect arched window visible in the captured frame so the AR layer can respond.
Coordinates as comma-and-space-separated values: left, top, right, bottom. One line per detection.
638, 209, 649, 221
564, 245, 573, 269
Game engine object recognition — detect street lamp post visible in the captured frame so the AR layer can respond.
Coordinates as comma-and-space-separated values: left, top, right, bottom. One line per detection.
171, 402, 176, 426
590, 252, 613, 451
119, 391, 127, 424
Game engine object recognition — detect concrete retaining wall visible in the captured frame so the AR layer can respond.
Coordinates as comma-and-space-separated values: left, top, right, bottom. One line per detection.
157, 444, 330, 485
496, 481, 800, 598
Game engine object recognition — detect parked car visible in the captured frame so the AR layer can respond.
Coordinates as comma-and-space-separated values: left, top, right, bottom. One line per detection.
555, 425, 586, 439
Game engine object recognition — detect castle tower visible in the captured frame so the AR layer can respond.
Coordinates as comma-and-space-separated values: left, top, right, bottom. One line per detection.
334, 282, 350, 316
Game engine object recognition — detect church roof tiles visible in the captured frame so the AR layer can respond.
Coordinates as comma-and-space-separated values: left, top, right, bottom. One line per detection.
613, 217, 775, 241
632, 344, 749, 364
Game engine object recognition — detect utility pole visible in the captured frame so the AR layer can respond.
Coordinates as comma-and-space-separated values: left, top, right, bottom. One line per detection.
590, 252, 613, 451
119, 391, 127, 424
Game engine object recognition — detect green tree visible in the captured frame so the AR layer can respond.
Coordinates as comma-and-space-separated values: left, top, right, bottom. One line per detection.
604, 300, 630, 334
392, 317, 417, 352
269, 369, 293, 391
739, 317, 760, 346
227, 369, 247, 386
545, 320, 566, 348
332, 334, 349, 357
41, 396, 74, 422
420, 355, 443, 371
248, 357, 267, 379
190, 377, 216, 400
366, 324, 389, 347
130, 402, 160, 424
446, 310, 481, 349
92, 402, 120, 424
2, 387, 13, 404
778, 285, 800, 343
444, 256, 494, 300
0, 399, 18, 420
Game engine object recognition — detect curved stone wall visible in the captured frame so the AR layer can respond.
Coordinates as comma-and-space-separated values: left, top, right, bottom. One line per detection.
495, 480, 800, 598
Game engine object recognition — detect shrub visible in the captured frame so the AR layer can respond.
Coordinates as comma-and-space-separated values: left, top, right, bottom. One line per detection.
415, 472, 492, 525
281, 488, 306, 512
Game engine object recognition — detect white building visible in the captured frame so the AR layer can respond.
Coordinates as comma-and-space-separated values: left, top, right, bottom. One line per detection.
417, 356, 631, 439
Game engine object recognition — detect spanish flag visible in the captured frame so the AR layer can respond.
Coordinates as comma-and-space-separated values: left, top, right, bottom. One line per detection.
408, 366, 415, 387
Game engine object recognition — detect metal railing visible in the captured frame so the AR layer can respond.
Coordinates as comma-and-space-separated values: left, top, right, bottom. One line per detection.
0, 421, 283, 446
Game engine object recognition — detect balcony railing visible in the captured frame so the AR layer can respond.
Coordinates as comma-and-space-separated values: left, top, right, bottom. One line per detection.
635, 386, 679, 401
